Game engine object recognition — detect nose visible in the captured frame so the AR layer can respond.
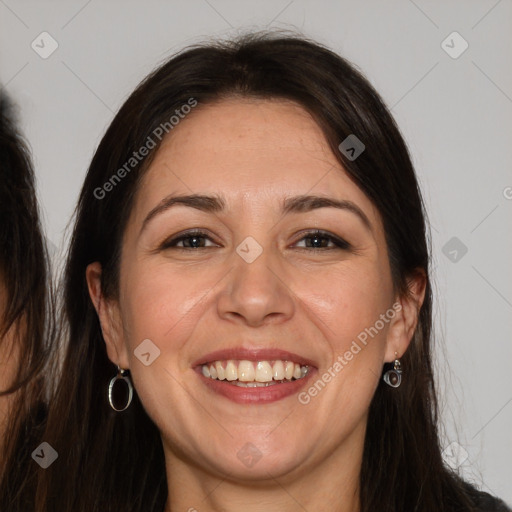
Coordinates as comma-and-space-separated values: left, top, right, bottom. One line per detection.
216, 244, 295, 328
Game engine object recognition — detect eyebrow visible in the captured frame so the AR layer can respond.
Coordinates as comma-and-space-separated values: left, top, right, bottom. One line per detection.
140, 193, 372, 234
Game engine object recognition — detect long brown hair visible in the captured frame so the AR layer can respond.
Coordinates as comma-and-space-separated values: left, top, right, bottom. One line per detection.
0, 91, 54, 508
33, 32, 485, 511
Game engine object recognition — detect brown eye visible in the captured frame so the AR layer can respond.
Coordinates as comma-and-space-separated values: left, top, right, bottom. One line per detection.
161, 230, 218, 250
294, 230, 350, 250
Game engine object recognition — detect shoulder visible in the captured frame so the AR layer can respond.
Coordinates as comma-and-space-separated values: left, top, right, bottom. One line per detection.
463, 482, 512, 512
474, 491, 511, 512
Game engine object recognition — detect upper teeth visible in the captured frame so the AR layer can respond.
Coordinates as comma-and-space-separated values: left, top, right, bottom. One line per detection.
201, 360, 309, 382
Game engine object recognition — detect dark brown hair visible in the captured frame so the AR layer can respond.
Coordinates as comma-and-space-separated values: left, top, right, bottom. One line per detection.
32, 32, 491, 511
0, 91, 53, 507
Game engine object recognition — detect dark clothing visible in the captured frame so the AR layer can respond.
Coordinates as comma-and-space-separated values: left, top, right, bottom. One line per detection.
465, 482, 512, 511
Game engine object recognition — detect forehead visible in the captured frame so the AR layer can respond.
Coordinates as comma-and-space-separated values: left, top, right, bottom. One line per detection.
134, 98, 380, 224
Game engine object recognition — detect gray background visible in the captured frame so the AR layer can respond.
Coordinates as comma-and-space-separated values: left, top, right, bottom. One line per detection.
1, 0, 511, 501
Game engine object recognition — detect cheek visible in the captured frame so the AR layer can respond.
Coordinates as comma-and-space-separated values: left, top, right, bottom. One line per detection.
295, 261, 392, 409
297, 261, 392, 350
117, 263, 213, 427
119, 259, 228, 369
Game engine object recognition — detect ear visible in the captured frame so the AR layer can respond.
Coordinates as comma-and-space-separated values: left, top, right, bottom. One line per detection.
384, 269, 427, 362
86, 262, 130, 369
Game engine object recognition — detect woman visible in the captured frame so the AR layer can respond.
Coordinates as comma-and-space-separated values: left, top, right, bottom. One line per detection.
34, 33, 510, 511
0, 91, 53, 508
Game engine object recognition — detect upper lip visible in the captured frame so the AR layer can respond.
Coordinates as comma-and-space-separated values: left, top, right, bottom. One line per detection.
192, 347, 318, 368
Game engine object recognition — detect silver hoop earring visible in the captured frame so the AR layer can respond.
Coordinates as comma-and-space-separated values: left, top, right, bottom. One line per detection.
383, 353, 402, 388
108, 365, 133, 411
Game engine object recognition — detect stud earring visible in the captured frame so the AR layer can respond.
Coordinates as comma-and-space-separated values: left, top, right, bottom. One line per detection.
383, 352, 402, 388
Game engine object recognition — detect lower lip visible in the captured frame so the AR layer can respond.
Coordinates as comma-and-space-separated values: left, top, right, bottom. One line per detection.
195, 367, 316, 404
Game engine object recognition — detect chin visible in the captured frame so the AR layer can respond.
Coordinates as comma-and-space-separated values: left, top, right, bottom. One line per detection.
197, 438, 312, 482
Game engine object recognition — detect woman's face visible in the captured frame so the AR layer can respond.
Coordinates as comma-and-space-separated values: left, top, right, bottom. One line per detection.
88, 98, 420, 481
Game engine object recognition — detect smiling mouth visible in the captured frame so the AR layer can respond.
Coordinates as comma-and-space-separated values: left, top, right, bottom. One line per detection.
200, 359, 310, 387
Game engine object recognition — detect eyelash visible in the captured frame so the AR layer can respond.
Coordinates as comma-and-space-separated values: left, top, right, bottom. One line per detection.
160, 229, 351, 252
